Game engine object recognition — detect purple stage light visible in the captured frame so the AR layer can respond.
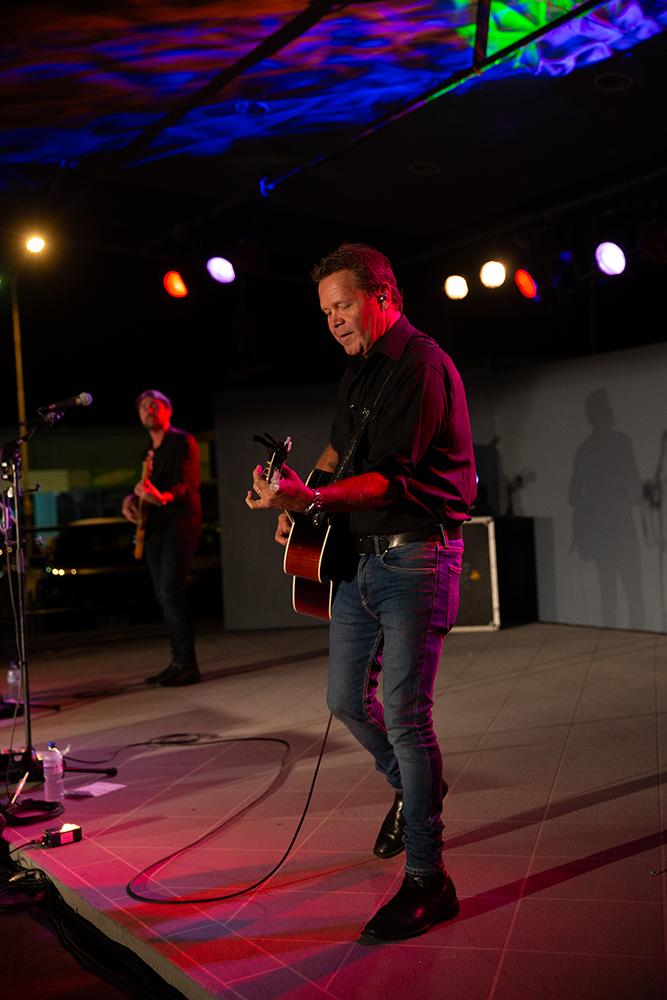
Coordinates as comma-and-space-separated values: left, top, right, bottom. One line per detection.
206, 257, 236, 284
595, 241, 626, 276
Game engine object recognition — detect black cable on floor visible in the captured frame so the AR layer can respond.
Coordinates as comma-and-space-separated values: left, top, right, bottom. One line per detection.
126, 713, 334, 904
5, 717, 334, 905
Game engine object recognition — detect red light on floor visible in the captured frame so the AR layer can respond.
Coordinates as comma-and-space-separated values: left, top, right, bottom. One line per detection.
163, 270, 188, 298
515, 268, 538, 299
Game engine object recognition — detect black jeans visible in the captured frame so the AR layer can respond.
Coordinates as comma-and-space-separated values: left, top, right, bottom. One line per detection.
144, 521, 199, 669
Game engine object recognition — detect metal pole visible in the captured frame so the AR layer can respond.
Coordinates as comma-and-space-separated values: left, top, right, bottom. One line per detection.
10, 275, 33, 568
10, 456, 32, 753
10, 276, 30, 485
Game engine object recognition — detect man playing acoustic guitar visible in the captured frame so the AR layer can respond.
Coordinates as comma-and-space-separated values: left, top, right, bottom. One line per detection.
246, 243, 475, 943
122, 390, 202, 687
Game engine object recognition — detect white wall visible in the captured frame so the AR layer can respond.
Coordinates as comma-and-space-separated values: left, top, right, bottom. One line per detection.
217, 344, 667, 634
468, 343, 667, 633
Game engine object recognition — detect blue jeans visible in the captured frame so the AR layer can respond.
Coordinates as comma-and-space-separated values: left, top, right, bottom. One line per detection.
145, 521, 199, 670
327, 536, 463, 875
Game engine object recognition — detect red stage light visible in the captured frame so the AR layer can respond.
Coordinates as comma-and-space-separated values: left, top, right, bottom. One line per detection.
515, 268, 538, 299
163, 270, 188, 298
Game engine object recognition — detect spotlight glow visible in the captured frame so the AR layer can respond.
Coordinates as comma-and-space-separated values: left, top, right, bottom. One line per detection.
444, 275, 468, 300
163, 270, 188, 298
480, 260, 506, 288
595, 241, 626, 276
26, 235, 46, 253
206, 257, 236, 284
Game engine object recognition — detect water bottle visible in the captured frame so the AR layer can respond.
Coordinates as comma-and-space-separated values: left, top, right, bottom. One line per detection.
42, 742, 65, 802
7, 662, 21, 703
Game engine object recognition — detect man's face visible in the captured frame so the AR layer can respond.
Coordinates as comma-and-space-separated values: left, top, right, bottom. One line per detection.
318, 269, 385, 357
138, 396, 171, 431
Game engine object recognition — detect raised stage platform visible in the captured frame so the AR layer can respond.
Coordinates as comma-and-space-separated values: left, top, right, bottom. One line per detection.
2, 621, 666, 1000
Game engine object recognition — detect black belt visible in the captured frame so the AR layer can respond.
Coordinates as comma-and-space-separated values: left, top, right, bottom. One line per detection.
355, 523, 462, 555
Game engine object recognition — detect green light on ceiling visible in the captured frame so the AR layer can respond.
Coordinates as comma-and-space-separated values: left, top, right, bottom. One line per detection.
487, 0, 581, 57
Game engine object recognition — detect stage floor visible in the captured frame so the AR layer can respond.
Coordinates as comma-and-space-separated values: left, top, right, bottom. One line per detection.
3, 621, 666, 1000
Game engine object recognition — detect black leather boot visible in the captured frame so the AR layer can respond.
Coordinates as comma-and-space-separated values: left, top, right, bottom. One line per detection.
145, 662, 178, 685
373, 780, 449, 859
146, 662, 201, 687
359, 870, 459, 943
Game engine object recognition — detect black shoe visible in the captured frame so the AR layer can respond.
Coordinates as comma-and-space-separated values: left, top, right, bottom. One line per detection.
373, 780, 449, 859
359, 870, 459, 943
155, 663, 201, 687
145, 663, 177, 685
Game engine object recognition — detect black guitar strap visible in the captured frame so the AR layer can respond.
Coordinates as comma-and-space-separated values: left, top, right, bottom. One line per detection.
332, 364, 398, 484
309, 365, 397, 528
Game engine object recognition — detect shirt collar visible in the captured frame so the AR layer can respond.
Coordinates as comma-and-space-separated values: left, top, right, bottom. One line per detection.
350, 314, 414, 370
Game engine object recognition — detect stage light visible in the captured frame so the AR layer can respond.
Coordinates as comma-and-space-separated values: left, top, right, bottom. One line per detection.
444, 275, 468, 300
480, 260, 506, 288
595, 241, 626, 276
206, 257, 236, 284
25, 235, 46, 254
514, 268, 539, 300
163, 270, 188, 298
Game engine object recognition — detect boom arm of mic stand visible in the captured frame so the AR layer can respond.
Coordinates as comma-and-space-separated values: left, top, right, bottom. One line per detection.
63, 762, 118, 777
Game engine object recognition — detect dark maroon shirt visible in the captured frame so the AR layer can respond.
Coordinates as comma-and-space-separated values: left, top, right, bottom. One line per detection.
330, 315, 476, 536
143, 427, 201, 534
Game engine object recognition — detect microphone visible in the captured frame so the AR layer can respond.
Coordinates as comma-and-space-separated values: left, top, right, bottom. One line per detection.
43, 392, 93, 412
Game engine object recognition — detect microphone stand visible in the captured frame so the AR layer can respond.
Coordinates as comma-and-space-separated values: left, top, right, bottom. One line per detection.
1, 419, 42, 780
1, 410, 116, 794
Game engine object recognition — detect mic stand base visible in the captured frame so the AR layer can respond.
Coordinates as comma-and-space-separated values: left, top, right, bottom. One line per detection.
0, 746, 43, 782
0, 698, 61, 717
0, 701, 25, 719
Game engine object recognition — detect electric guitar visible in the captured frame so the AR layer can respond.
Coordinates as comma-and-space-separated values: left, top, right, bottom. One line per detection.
254, 433, 356, 621
133, 449, 154, 560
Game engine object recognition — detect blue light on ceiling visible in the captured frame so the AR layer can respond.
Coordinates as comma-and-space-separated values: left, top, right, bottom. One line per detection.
0, 0, 665, 169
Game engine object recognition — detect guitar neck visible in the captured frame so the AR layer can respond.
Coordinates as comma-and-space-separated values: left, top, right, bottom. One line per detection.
133, 451, 153, 560
137, 456, 150, 511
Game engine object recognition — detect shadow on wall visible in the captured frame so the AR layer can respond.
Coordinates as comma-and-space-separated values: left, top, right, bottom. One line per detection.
568, 388, 643, 629
641, 429, 667, 633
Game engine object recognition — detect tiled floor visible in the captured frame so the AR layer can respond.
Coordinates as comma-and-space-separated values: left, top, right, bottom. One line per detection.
2, 621, 666, 999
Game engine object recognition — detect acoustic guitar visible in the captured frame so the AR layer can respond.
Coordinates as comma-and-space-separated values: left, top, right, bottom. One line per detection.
254, 434, 357, 621
133, 449, 154, 560
284, 477, 361, 621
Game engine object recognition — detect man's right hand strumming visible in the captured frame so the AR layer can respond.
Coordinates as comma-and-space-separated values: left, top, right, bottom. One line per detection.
121, 494, 139, 524
275, 512, 291, 547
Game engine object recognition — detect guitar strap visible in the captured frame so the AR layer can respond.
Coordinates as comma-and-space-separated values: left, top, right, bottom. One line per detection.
308, 365, 398, 529
332, 364, 398, 484
294, 364, 398, 584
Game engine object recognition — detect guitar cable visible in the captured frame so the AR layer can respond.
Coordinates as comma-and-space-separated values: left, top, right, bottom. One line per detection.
11, 719, 335, 904
124, 713, 334, 904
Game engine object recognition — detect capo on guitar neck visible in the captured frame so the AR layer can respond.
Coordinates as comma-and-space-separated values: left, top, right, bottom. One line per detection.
253, 433, 292, 490
253, 432, 289, 453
